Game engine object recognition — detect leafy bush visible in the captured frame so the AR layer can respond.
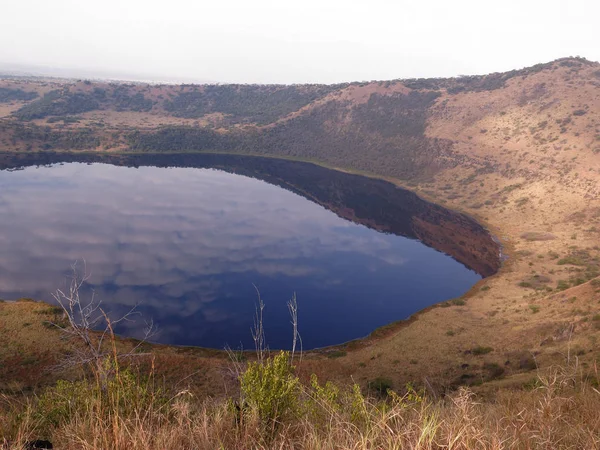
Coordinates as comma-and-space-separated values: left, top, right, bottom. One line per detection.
303, 374, 341, 425
36, 379, 94, 428
35, 364, 166, 436
239, 351, 300, 424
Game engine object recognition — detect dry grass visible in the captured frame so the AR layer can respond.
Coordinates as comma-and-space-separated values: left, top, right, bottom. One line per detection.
2, 359, 600, 450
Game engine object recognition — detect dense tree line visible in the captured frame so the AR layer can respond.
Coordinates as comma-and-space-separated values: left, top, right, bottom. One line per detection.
163, 84, 343, 124
10, 123, 101, 150
402, 56, 595, 93
112, 86, 153, 112
0, 87, 39, 102
12, 86, 155, 120
14, 90, 100, 120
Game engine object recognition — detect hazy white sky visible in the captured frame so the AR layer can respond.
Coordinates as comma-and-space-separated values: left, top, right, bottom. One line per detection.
1, 0, 598, 83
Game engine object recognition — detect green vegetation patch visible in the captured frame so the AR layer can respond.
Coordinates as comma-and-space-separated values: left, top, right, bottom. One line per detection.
520, 231, 556, 241
112, 85, 153, 112
0, 87, 38, 103
34, 306, 63, 315
367, 377, 393, 397
12, 123, 101, 150
483, 362, 505, 380
472, 346, 494, 356
14, 90, 100, 120
557, 256, 587, 266
519, 275, 552, 290
352, 90, 441, 138
163, 84, 340, 124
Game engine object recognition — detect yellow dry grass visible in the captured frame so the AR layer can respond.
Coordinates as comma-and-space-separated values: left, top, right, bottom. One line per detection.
2, 358, 600, 449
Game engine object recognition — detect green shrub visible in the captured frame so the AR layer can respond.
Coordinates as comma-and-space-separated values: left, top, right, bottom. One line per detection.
523, 377, 543, 390
483, 362, 505, 380
34, 306, 63, 315
304, 374, 341, 422
239, 352, 300, 424
472, 346, 493, 356
34, 359, 166, 436
557, 256, 586, 266
367, 377, 393, 397
349, 383, 368, 424
36, 379, 93, 429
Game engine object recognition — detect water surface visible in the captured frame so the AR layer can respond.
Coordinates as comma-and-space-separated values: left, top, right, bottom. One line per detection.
0, 153, 498, 349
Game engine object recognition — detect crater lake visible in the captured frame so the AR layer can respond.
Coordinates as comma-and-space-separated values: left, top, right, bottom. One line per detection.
0, 153, 500, 350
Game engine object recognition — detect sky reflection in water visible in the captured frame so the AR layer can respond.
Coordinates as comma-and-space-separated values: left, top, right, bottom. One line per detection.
0, 162, 481, 349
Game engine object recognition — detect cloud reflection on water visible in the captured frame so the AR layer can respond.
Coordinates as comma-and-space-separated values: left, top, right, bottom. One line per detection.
0, 163, 480, 349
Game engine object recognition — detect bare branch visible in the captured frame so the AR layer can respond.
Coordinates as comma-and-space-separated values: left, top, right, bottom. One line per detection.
48, 260, 155, 385
251, 284, 267, 364
287, 293, 302, 365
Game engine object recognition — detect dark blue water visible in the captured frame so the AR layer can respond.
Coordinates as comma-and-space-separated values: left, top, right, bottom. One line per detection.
0, 155, 495, 350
